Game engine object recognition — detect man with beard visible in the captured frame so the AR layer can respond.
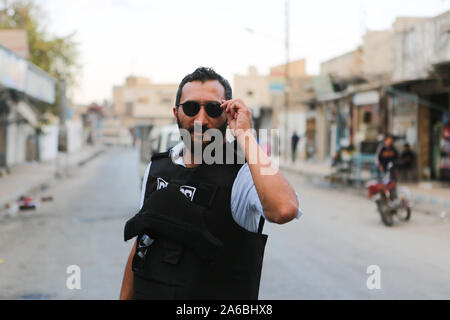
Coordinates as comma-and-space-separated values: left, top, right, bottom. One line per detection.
120, 67, 302, 300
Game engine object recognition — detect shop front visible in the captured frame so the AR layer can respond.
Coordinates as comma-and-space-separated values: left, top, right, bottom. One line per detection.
352, 90, 382, 155
387, 85, 450, 182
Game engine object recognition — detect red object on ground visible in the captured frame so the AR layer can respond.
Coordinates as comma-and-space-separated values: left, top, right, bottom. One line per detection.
18, 196, 38, 210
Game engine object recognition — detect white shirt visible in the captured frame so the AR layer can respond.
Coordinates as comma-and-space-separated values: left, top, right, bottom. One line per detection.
140, 143, 303, 232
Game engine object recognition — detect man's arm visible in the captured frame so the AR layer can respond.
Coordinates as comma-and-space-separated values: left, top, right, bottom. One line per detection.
236, 132, 299, 224
119, 239, 137, 300
120, 162, 151, 299
222, 99, 299, 224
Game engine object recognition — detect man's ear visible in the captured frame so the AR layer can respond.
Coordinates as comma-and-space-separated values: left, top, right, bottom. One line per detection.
173, 107, 178, 120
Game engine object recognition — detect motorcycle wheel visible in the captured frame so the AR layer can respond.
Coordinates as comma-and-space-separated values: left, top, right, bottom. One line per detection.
397, 206, 411, 221
376, 196, 394, 226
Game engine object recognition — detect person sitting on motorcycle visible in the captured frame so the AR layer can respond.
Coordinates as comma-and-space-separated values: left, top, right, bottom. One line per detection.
376, 134, 399, 179
375, 134, 399, 201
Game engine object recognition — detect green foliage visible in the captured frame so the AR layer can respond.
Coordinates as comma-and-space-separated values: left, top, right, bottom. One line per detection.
0, 0, 81, 114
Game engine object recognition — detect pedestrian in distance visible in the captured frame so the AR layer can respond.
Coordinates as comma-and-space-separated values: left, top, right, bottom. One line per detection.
398, 143, 415, 182
120, 67, 303, 300
291, 131, 300, 163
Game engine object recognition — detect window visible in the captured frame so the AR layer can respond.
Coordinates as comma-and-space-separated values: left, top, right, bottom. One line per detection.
138, 97, 149, 104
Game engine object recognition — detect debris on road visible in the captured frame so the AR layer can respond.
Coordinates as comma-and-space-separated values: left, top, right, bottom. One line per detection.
41, 196, 54, 202
4, 202, 19, 217
18, 196, 39, 211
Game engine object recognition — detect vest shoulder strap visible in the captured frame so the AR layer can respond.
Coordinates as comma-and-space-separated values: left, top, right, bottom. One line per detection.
257, 216, 265, 234
151, 151, 170, 162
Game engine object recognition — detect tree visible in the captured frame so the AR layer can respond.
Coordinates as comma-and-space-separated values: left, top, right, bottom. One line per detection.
0, 0, 81, 114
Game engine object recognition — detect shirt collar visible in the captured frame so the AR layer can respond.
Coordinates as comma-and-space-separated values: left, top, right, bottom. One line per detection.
170, 142, 185, 167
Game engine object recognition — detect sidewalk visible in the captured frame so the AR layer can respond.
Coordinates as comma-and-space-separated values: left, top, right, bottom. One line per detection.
0, 145, 106, 213
280, 159, 450, 217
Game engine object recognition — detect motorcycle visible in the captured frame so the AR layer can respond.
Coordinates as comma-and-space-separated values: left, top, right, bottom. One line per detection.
365, 162, 412, 226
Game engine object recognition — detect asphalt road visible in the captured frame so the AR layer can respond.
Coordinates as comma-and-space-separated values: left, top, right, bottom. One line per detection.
260, 173, 450, 299
0, 147, 448, 299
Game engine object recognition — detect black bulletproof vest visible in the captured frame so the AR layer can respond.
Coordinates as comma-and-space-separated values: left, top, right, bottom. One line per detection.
124, 142, 268, 300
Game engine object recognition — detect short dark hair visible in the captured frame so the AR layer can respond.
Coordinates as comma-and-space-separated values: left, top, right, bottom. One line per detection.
175, 67, 232, 107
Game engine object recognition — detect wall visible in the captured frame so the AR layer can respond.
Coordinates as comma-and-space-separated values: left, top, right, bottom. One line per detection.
361, 30, 395, 78
6, 116, 35, 166
0, 29, 29, 59
270, 59, 307, 78
234, 66, 271, 109
393, 12, 450, 82
320, 48, 362, 78
39, 125, 58, 161
316, 105, 327, 162
113, 76, 178, 129
66, 120, 83, 154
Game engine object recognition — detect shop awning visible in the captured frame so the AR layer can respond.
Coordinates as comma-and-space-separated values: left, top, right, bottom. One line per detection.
384, 86, 448, 113
352, 90, 380, 106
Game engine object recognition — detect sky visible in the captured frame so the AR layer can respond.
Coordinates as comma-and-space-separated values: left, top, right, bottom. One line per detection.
36, 0, 450, 105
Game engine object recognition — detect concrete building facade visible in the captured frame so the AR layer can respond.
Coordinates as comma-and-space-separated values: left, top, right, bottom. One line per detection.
320, 48, 363, 79
113, 76, 178, 130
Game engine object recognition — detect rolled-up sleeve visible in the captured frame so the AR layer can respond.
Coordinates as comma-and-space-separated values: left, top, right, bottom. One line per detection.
231, 163, 303, 231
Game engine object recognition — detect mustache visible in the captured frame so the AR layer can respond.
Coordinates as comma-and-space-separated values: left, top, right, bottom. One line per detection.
187, 124, 210, 134
176, 115, 228, 137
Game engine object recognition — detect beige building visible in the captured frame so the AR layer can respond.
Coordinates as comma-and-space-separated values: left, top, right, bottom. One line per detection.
320, 48, 363, 79
361, 30, 395, 80
234, 66, 271, 110
233, 60, 313, 161
0, 29, 29, 59
233, 66, 274, 159
321, 28, 398, 82
113, 76, 178, 129
392, 14, 449, 82
269, 59, 313, 161
270, 59, 307, 78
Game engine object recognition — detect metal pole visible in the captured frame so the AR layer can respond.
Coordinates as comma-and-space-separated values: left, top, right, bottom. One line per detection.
284, 0, 290, 161
57, 79, 68, 177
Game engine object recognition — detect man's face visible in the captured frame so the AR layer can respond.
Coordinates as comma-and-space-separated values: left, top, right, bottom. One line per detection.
173, 80, 228, 148
385, 137, 393, 147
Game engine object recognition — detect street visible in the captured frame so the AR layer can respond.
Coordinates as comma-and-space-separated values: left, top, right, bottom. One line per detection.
0, 147, 449, 300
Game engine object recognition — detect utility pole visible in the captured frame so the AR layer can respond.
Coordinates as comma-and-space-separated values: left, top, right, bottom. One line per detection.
284, 0, 290, 161
57, 78, 68, 178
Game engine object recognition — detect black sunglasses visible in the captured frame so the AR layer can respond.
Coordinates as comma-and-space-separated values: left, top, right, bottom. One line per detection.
177, 101, 223, 118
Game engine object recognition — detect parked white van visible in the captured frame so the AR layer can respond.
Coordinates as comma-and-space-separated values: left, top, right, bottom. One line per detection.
139, 124, 180, 179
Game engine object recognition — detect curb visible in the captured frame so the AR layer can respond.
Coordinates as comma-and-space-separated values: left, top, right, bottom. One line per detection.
0, 147, 106, 215
280, 163, 449, 218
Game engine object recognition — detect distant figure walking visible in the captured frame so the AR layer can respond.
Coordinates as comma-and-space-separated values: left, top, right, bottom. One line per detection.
291, 131, 300, 163
399, 143, 415, 182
